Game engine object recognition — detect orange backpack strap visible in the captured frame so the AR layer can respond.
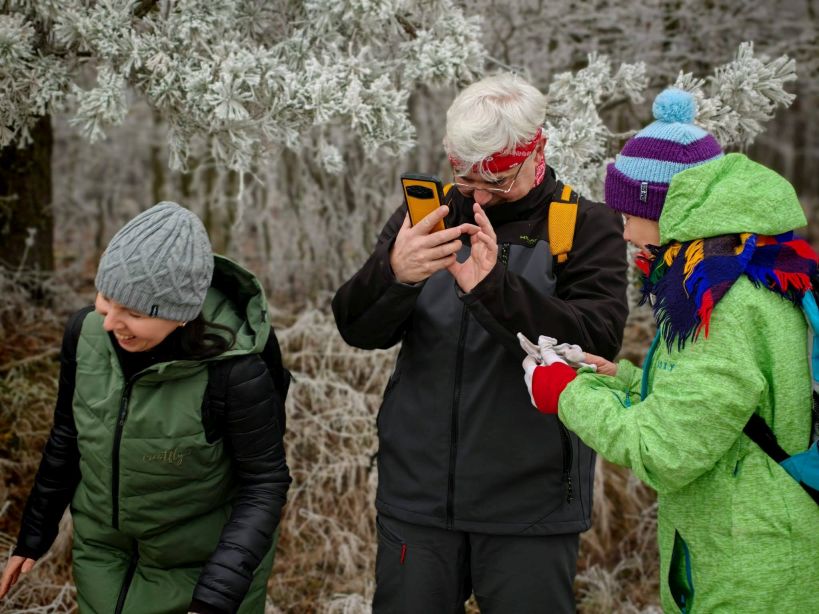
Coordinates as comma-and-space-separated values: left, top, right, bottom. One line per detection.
548, 184, 579, 264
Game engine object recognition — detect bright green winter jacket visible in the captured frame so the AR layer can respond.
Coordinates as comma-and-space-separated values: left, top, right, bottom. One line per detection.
559, 154, 819, 612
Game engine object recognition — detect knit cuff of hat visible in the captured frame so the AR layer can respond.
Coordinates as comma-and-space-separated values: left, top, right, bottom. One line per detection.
95, 273, 203, 322
604, 163, 667, 220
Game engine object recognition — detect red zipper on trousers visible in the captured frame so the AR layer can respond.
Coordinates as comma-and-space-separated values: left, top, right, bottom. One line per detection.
400, 543, 407, 565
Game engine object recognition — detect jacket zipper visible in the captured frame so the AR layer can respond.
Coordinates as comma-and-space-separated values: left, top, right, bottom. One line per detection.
446, 306, 470, 529
113, 548, 139, 614
112, 377, 140, 530
499, 243, 510, 266
557, 421, 574, 503
495, 242, 574, 503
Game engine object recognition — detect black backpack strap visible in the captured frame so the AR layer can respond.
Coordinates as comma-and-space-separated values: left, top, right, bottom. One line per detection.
743, 413, 789, 463
259, 328, 291, 434
204, 325, 291, 440
204, 359, 233, 444
743, 413, 819, 505
264, 328, 292, 405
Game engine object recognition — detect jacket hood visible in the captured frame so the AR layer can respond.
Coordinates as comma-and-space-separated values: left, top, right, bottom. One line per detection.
201, 254, 271, 358
659, 153, 806, 244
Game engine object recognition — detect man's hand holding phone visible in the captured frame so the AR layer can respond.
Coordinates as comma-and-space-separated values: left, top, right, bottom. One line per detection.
390, 207, 477, 284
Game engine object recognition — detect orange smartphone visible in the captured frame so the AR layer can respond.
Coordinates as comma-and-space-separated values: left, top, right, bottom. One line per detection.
401, 173, 446, 233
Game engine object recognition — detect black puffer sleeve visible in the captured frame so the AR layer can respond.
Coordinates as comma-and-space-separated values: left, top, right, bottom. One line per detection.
189, 354, 292, 614
14, 306, 91, 559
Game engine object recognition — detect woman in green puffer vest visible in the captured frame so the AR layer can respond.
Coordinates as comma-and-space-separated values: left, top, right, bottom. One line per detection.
0, 202, 291, 613
525, 89, 819, 612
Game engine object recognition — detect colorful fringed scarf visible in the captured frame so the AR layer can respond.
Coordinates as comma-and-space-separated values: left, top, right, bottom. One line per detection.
641, 232, 819, 350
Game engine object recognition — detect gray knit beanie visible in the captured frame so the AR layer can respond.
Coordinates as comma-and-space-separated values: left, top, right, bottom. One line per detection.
95, 202, 214, 321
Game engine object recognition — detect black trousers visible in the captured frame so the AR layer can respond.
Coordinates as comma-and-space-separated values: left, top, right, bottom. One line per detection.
373, 514, 579, 614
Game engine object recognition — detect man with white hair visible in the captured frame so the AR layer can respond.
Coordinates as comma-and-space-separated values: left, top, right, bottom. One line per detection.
333, 73, 628, 612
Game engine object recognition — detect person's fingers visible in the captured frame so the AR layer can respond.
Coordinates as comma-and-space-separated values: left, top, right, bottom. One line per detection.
522, 355, 539, 372
583, 352, 618, 376
582, 352, 605, 365
478, 231, 497, 248
418, 222, 468, 248
0, 558, 23, 598
456, 223, 481, 235
429, 239, 463, 260
446, 258, 462, 275
423, 253, 458, 275
20, 559, 34, 573
413, 205, 449, 235
472, 231, 498, 253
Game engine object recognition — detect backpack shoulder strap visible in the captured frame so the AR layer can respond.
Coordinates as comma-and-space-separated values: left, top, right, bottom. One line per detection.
743, 413, 819, 505
260, 328, 291, 434
743, 413, 789, 463
205, 346, 290, 440
801, 285, 819, 444
204, 358, 233, 443
548, 184, 579, 264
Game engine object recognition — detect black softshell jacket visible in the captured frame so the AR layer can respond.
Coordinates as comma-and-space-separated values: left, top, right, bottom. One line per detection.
333, 169, 629, 534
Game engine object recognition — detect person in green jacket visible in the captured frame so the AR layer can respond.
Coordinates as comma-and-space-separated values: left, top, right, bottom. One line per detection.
525, 89, 819, 612
0, 202, 291, 613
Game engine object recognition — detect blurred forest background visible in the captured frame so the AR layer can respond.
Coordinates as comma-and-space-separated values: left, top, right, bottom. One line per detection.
1, 1, 817, 612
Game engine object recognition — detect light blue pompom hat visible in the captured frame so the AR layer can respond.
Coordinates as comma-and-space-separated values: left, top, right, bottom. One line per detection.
605, 88, 724, 220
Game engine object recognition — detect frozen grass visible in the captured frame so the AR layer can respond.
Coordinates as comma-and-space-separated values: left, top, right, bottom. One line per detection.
0, 270, 76, 612
1, 283, 660, 613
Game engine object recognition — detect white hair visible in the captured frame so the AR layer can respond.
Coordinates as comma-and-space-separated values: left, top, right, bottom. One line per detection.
444, 72, 547, 179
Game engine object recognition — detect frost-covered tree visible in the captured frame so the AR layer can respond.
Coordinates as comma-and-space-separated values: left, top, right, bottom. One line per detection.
535, 43, 796, 330
0, 0, 486, 274
243, 41, 795, 301
474, 0, 819, 229
542, 42, 797, 200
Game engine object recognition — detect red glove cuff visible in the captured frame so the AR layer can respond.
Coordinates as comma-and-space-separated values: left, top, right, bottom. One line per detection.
531, 362, 577, 414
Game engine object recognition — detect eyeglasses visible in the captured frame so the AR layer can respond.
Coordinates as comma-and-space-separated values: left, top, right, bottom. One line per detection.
452, 151, 532, 195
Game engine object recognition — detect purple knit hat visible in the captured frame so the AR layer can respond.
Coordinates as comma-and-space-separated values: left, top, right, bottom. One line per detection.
605, 88, 723, 220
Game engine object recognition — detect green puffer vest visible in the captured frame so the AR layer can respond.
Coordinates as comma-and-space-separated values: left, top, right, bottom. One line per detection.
70, 256, 274, 614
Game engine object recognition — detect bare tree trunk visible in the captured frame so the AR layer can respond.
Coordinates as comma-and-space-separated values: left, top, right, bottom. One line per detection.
0, 115, 54, 275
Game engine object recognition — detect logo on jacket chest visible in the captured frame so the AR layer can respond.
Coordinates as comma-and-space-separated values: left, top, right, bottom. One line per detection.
142, 447, 192, 466
655, 359, 676, 372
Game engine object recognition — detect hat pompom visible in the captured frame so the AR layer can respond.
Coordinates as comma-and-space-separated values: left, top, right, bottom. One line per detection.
652, 88, 697, 124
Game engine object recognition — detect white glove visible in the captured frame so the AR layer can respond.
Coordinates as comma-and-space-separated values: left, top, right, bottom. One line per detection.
553, 342, 595, 371
517, 332, 541, 362
536, 335, 567, 366
522, 355, 539, 405
517, 332, 596, 371
518, 332, 566, 366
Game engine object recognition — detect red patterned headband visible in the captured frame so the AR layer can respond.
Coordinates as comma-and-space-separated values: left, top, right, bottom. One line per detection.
449, 127, 543, 175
